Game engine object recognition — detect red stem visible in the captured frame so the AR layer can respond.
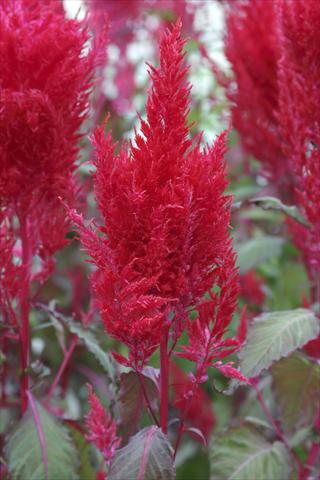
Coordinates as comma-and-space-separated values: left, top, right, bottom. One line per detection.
137, 370, 160, 426
302, 410, 320, 480
254, 384, 303, 475
47, 334, 78, 401
20, 217, 31, 415
173, 377, 201, 459
27, 390, 49, 480
302, 443, 320, 480
160, 327, 169, 434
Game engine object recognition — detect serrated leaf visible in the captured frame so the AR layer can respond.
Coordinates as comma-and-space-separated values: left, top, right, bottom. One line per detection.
119, 369, 159, 436
65, 318, 116, 383
272, 353, 320, 432
250, 196, 309, 227
239, 309, 320, 378
108, 426, 175, 480
5, 402, 78, 480
236, 236, 285, 274
210, 425, 291, 480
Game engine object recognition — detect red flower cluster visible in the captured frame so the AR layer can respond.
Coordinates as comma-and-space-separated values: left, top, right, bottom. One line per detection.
239, 271, 265, 308
0, 0, 105, 262
225, 0, 320, 353
76, 21, 238, 368
85, 385, 120, 465
225, 0, 291, 194
177, 289, 245, 385
226, 0, 320, 284
277, 0, 320, 285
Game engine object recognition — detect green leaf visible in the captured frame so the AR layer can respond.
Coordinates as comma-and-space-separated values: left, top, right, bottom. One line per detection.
44, 304, 116, 383
250, 196, 309, 227
236, 236, 285, 274
230, 183, 262, 202
108, 426, 175, 480
65, 318, 116, 383
267, 263, 309, 310
239, 309, 320, 378
272, 353, 320, 432
210, 425, 291, 480
5, 402, 78, 480
239, 207, 282, 223
119, 369, 159, 435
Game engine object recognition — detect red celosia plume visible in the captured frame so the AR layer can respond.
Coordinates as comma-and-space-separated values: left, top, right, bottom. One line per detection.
75, 21, 238, 370
0, 0, 106, 262
277, 0, 320, 288
224, 0, 293, 199
225, 0, 320, 354
240, 271, 265, 308
85, 384, 120, 465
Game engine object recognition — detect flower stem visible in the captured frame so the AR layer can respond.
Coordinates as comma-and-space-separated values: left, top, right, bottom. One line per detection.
47, 334, 78, 401
20, 217, 31, 415
302, 409, 320, 480
254, 384, 303, 475
137, 370, 160, 426
160, 326, 169, 434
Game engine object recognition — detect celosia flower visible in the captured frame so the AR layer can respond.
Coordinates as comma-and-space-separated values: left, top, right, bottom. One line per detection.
85, 385, 120, 465
75, 21, 238, 368
224, 0, 293, 199
225, 0, 320, 283
225, 0, 320, 351
0, 0, 106, 266
240, 271, 265, 308
277, 0, 320, 287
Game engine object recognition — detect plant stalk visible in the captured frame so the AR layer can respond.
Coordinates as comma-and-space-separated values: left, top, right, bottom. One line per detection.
254, 384, 303, 475
160, 326, 169, 434
137, 370, 160, 426
47, 334, 78, 401
20, 217, 31, 415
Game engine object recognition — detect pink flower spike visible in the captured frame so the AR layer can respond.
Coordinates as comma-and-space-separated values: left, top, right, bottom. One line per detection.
75, 20, 239, 369
85, 385, 120, 465
215, 362, 249, 384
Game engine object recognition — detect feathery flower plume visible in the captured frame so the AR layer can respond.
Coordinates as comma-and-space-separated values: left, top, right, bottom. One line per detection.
224, 0, 293, 199
85, 385, 120, 465
277, 0, 320, 286
240, 271, 265, 308
0, 0, 107, 413
75, 20, 238, 371
225, 0, 320, 355
0, 0, 106, 263
277, 0, 320, 356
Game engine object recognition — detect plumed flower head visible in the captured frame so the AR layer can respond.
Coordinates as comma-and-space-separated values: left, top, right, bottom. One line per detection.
0, 0, 106, 258
277, 0, 320, 283
77, 21, 238, 367
225, 0, 294, 198
85, 384, 120, 465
